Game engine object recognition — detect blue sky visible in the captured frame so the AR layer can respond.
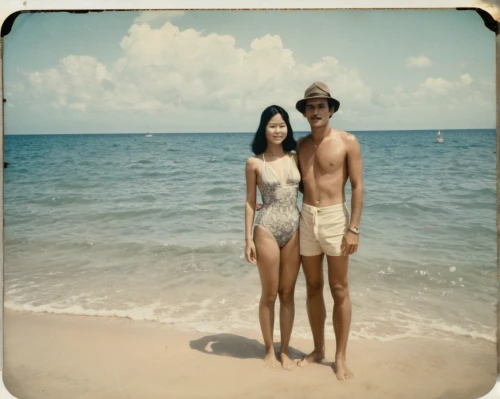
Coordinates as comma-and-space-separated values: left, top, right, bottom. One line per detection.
4, 10, 495, 134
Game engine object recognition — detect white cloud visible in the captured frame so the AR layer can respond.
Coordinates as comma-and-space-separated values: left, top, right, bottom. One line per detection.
460, 73, 473, 86
18, 21, 373, 131
27, 55, 112, 111
406, 56, 432, 68
422, 77, 455, 95
133, 11, 185, 24
68, 102, 87, 112
420, 73, 474, 96
10, 19, 493, 133
375, 72, 491, 115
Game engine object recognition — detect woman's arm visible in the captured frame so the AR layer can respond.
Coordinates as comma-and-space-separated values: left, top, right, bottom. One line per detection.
244, 158, 258, 263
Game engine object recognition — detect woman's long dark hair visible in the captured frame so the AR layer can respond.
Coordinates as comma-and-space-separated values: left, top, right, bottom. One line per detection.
251, 105, 296, 155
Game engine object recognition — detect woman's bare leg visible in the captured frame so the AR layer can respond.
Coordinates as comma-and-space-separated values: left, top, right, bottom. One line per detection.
277, 230, 301, 370
254, 226, 281, 368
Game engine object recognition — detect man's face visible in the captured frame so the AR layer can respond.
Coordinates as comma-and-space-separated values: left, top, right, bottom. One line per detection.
303, 98, 334, 127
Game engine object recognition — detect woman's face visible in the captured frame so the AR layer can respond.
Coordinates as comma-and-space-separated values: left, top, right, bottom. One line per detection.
265, 113, 288, 147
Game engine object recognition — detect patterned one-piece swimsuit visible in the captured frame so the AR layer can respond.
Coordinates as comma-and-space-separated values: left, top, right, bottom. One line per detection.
254, 153, 301, 247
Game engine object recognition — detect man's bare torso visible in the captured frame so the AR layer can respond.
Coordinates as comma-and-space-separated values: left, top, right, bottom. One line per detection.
298, 129, 351, 207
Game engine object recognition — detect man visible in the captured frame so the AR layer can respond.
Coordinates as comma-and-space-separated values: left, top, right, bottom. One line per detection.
295, 82, 364, 380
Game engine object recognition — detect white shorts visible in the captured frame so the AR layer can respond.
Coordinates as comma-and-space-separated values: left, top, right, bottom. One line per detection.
300, 203, 349, 257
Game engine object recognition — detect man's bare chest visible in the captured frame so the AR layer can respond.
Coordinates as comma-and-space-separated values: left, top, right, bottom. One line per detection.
300, 144, 346, 175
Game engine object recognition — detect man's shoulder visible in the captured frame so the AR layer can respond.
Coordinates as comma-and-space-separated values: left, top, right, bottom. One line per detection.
337, 130, 359, 145
297, 134, 311, 148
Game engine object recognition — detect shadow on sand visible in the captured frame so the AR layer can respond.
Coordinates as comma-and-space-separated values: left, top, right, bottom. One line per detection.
189, 333, 307, 361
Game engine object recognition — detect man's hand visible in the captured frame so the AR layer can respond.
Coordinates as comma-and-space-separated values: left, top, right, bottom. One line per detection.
256, 203, 263, 211
341, 230, 359, 256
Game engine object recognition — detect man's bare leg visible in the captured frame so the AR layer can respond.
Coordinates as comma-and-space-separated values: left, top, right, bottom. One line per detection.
327, 255, 354, 380
277, 230, 301, 370
299, 254, 326, 366
254, 226, 281, 368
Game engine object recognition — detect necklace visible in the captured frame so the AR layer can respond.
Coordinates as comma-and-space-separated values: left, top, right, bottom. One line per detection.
312, 128, 329, 148
313, 138, 323, 148
313, 129, 337, 148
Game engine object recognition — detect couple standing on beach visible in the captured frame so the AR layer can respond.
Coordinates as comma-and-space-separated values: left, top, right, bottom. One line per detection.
244, 82, 364, 380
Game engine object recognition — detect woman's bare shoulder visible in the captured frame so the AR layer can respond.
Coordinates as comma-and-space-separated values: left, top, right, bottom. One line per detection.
246, 155, 263, 169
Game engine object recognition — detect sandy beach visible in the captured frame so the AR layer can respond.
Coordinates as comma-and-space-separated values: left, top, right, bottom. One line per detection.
2, 309, 496, 399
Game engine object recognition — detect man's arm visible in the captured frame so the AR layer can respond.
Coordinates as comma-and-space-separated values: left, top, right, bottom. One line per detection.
346, 135, 364, 229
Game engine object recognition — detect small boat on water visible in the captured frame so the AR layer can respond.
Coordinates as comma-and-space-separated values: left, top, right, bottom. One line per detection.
437, 130, 444, 143
145, 132, 153, 138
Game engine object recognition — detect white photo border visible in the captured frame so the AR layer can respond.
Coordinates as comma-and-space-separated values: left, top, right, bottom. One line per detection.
0, 1, 497, 398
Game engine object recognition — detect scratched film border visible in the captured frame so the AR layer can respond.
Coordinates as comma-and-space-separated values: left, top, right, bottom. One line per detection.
0, 1, 497, 398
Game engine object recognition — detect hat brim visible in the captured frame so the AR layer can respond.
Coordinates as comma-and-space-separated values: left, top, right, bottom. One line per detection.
296, 96, 340, 114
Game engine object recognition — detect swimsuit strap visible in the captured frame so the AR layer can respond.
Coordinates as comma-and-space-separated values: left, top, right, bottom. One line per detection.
286, 152, 292, 180
261, 153, 269, 183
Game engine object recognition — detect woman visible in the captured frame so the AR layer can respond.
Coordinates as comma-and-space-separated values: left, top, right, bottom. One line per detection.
244, 105, 301, 370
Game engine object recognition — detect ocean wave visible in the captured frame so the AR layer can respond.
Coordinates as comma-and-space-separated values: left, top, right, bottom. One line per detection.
364, 202, 447, 216
5, 301, 494, 343
5, 301, 170, 323
54, 181, 102, 190
205, 187, 234, 195
5, 239, 243, 257
86, 208, 166, 221
138, 171, 168, 178
135, 159, 154, 165
29, 196, 95, 206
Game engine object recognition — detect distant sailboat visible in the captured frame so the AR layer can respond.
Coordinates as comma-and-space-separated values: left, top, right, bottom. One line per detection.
145, 132, 153, 138
437, 130, 444, 143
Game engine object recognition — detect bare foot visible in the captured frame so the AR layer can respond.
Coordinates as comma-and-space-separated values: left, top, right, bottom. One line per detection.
298, 350, 324, 367
333, 358, 354, 380
280, 353, 296, 371
264, 351, 278, 369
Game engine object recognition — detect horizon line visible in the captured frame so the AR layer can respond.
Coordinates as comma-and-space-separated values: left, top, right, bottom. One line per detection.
4, 128, 496, 136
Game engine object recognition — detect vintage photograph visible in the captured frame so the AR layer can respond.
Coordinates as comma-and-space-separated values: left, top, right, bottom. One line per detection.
1, 9, 497, 399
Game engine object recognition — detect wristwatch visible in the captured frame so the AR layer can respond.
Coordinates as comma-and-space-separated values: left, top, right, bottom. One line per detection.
348, 225, 360, 234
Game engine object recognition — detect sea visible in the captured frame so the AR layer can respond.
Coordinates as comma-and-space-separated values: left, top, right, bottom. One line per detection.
4, 129, 497, 343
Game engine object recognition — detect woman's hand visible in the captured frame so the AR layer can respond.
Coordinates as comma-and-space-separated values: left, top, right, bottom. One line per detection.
245, 240, 257, 264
